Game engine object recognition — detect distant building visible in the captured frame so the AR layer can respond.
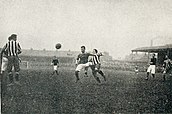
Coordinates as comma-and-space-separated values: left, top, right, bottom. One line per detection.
131, 44, 172, 65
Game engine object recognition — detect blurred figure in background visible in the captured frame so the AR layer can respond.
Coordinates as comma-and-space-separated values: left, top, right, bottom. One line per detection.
51, 56, 59, 75
162, 55, 172, 81
135, 65, 139, 74
145, 54, 156, 80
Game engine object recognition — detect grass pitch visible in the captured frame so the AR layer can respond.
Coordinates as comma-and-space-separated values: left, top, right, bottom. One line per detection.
1, 67, 172, 114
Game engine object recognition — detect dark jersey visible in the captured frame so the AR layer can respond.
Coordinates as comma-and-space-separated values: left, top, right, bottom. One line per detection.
52, 59, 59, 65
150, 58, 156, 65
77, 53, 91, 64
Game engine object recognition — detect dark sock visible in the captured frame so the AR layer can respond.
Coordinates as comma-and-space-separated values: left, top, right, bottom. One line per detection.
75, 71, 79, 80
93, 71, 101, 83
146, 72, 149, 79
96, 77, 101, 83
163, 74, 166, 81
8, 73, 13, 83
55, 70, 59, 75
152, 74, 155, 78
98, 70, 104, 76
15, 73, 19, 81
99, 70, 106, 81
85, 72, 87, 75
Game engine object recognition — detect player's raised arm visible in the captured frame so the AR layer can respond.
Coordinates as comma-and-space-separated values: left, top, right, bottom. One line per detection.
87, 53, 95, 56
97, 52, 103, 56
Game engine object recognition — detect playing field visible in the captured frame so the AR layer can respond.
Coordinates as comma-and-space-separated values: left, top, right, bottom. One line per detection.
1, 67, 172, 114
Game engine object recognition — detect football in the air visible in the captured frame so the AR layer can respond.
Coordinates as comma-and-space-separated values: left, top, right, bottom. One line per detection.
55, 43, 62, 49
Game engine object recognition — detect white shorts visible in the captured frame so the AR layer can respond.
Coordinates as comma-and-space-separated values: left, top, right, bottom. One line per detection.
1, 57, 8, 72
75, 62, 92, 72
53, 65, 58, 71
147, 65, 155, 74
135, 69, 139, 72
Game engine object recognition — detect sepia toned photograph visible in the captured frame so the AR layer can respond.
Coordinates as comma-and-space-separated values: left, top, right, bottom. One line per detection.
0, 0, 172, 113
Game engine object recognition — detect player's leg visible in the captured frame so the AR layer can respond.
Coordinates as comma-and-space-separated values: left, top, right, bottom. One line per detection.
53, 65, 59, 75
91, 65, 101, 83
52, 65, 55, 75
75, 64, 83, 82
1, 57, 8, 95
98, 70, 106, 81
151, 65, 155, 78
14, 56, 21, 85
52, 66, 55, 75
162, 68, 166, 81
7, 57, 14, 85
146, 65, 151, 80
96, 64, 106, 81
52, 65, 57, 75
84, 67, 89, 77
84, 62, 92, 77
75, 70, 80, 82
1, 70, 7, 96
163, 67, 172, 81
1, 57, 8, 74
55, 70, 59, 75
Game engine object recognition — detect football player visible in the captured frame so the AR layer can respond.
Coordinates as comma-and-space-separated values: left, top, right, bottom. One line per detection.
51, 56, 59, 75
89, 49, 106, 83
146, 54, 156, 80
162, 55, 172, 81
75, 46, 93, 82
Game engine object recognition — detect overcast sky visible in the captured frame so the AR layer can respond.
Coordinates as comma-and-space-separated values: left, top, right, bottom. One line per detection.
0, 0, 172, 59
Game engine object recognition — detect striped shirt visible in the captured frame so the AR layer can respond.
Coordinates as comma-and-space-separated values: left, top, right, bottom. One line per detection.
3, 40, 22, 56
91, 53, 103, 65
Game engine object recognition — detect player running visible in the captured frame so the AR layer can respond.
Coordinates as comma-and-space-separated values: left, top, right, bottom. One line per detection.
162, 55, 172, 81
134, 65, 139, 74
89, 49, 106, 83
75, 46, 93, 82
51, 56, 59, 75
145, 53, 156, 80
